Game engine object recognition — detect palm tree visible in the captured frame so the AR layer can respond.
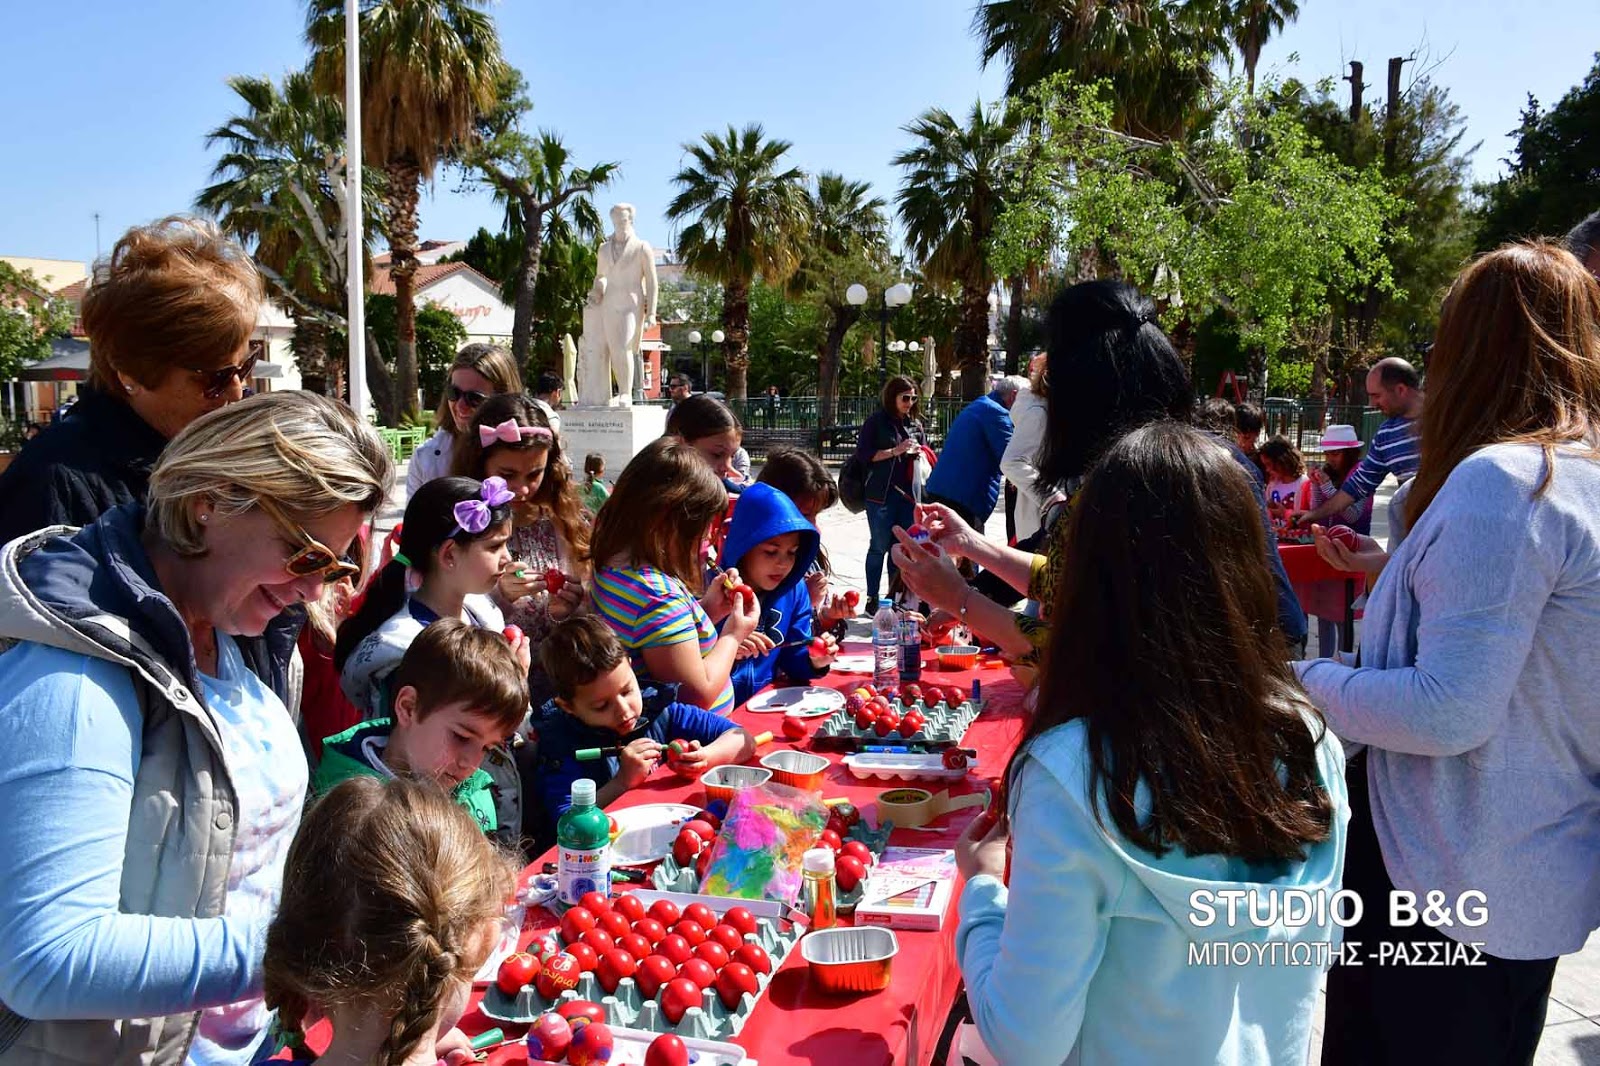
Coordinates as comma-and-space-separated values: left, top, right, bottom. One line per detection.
1227, 0, 1299, 93
972, 0, 1227, 140
306, 0, 507, 417
894, 103, 1017, 400
196, 71, 386, 400
794, 173, 889, 429
666, 124, 810, 399
467, 129, 618, 366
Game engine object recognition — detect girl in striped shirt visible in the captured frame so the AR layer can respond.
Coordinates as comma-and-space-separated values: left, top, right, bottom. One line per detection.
589, 437, 760, 715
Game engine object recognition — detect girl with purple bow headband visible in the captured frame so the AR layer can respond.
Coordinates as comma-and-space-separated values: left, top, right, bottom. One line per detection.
336, 476, 530, 719
454, 394, 595, 707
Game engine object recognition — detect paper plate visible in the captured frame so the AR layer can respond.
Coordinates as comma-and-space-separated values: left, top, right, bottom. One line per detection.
831, 653, 877, 673
743, 685, 846, 717
608, 803, 703, 866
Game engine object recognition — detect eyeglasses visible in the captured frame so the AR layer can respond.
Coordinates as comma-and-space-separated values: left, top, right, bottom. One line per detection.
185, 353, 258, 399
449, 385, 490, 409
254, 497, 362, 584
897, 394, 915, 402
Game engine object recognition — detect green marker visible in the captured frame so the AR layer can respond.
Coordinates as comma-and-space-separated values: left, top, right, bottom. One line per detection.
576, 746, 620, 761
470, 1028, 505, 1050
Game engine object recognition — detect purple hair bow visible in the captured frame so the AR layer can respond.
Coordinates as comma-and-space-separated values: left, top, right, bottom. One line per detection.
450, 476, 516, 537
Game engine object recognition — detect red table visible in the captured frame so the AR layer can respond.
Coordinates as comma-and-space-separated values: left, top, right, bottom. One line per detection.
1278, 543, 1367, 654
467, 649, 1027, 1065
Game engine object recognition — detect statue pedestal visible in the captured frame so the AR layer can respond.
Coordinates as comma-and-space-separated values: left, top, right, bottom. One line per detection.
561, 404, 667, 482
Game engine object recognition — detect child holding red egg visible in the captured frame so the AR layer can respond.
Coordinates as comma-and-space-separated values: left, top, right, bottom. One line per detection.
454, 393, 590, 704
590, 437, 760, 717
313, 620, 528, 843
717, 482, 840, 705
534, 616, 755, 834
262, 776, 517, 1066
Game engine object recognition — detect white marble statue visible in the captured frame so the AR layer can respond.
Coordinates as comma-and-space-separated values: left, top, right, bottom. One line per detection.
561, 331, 578, 402
576, 202, 659, 407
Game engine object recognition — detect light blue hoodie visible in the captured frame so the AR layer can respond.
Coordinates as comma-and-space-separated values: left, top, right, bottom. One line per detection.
956, 715, 1348, 1065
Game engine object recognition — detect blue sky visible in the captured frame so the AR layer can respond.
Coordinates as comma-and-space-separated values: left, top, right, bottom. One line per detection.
2, 0, 1597, 267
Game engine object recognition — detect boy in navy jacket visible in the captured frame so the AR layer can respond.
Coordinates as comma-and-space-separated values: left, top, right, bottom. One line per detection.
717, 482, 838, 705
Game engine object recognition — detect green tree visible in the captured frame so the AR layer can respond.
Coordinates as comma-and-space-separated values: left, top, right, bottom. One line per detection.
994, 77, 1400, 394
306, 0, 507, 417
972, 0, 1228, 139
666, 123, 810, 399
895, 102, 1018, 400
196, 70, 387, 401
356, 293, 466, 413
461, 75, 617, 364
0, 263, 73, 383
793, 172, 891, 428
1475, 54, 1600, 251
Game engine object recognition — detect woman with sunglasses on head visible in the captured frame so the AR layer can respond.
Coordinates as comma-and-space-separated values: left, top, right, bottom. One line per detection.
405, 343, 524, 500
0, 216, 265, 545
0, 391, 392, 1066
855, 375, 926, 612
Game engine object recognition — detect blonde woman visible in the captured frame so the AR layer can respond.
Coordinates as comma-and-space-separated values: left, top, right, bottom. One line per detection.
0, 216, 264, 543
0, 391, 393, 1066
406, 343, 523, 499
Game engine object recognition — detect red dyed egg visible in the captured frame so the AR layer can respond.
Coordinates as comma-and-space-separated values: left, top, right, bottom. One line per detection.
677, 957, 717, 990
657, 933, 694, 966
692, 940, 730, 970
495, 951, 540, 996
684, 819, 717, 843
565, 942, 600, 973
682, 902, 717, 930
708, 923, 744, 954
647, 900, 682, 927
672, 829, 703, 868
556, 999, 607, 1027
579, 928, 615, 956
722, 906, 758, 937
645, 1033, 691, 1066
716, 962, 760, 1009
819, 829, 843, 852
568, 1019, 615, 1066
617, 932, 652, 961
840, 840, 874, 866
835, 855, 867, 893
526, 1013, 572, 1061
596, 948, 638, 993
579, 891, 612, 917
614, 893, 648, 924
598, 909, 631, 941
560, 906, 598, 943
635, 954, 676, 999
534, 952, 582, 998
660, 977, 703, 1024
671, 919, 708, 947
733, 941, 772, 976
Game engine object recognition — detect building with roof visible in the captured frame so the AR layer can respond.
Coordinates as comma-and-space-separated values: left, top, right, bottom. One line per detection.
368, 258, 514, 345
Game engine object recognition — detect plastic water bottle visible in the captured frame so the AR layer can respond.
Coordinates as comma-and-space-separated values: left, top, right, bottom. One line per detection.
873, 601, 899, 690
899, 611, 921, 681
556, 778, 612, 905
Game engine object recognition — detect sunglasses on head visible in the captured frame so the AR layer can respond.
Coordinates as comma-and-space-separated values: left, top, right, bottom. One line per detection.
449, 385, 490, 409
185, 353, 258, 400
254, 497, 362, 584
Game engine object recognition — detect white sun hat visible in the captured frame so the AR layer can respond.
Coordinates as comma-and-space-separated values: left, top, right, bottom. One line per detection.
1317, 424, 1363, 450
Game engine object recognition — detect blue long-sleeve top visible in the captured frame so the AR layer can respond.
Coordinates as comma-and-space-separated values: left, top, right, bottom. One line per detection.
924, 391, 1014, 524
717, 483, 823, 705
956, 716, 1348, 1065
0, 643, 260, 1021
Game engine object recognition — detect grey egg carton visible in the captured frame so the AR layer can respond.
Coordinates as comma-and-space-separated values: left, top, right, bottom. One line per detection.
478, 912, 802, 1040
815, 697, 983, 745
650, 821, 893, 912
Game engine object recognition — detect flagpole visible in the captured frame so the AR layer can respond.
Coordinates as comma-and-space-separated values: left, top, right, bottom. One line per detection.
344, 0, 369, 418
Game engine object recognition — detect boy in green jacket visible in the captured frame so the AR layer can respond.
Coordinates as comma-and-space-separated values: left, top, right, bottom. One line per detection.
313, 618, 528, 838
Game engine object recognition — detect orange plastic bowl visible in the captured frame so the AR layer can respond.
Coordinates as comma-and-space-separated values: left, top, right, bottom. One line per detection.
760, 749, 829, 791
701, 764, 773, 807
802, 926, 899, 994
935, 644, 980, 671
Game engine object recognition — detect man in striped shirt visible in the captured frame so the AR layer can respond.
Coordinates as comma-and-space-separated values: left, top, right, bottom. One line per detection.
1294, 357, 1424, 528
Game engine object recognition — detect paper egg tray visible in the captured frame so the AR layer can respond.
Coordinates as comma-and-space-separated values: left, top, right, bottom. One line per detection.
478, 911, 802, 1040
814, 698, 983, 749
650, 820, 893, 911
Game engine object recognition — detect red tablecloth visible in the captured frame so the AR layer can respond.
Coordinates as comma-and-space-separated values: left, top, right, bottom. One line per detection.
467, 648, 1027, 1066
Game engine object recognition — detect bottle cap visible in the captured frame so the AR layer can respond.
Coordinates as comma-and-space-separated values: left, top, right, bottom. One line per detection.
803, 847, 836, 874
571, 778, 597, 807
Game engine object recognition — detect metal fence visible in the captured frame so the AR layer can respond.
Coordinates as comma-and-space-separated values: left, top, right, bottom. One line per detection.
726, 396, 967, 462
1260, 401, 1385, 461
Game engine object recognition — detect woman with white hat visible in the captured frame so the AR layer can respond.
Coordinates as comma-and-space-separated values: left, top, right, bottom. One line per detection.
1294, 424, 1373, 656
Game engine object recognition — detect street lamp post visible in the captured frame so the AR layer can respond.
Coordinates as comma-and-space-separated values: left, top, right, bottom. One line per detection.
846, 282, 913, 373
686, 329, 724, 393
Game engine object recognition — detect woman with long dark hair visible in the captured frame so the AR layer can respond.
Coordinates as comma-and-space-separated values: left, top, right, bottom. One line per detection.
954, 422, 1347, 1064
1300, 243, 1600, 1064
892, 280, 1305, 666
853, 374, 925, 611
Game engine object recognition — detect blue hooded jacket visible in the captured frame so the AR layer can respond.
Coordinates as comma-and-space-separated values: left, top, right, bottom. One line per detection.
717, 483, 822, 705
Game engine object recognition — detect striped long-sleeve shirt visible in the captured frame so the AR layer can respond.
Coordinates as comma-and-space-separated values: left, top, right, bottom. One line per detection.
592, 565, 735, 716
1341, 415, 1420, 502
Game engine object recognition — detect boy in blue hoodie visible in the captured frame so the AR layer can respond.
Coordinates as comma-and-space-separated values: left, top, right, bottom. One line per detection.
717, 482, 838, 705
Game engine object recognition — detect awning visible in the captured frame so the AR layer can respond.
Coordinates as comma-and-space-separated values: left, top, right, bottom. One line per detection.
17, 338, 89, 381
16, 339, 284, 382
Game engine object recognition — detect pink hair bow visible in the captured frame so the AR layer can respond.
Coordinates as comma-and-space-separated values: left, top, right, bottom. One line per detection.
478, 419, 553, 446
450, 477, 516, 536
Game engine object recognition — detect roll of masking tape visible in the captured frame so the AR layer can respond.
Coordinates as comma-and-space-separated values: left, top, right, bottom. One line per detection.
876, 787, 989, 828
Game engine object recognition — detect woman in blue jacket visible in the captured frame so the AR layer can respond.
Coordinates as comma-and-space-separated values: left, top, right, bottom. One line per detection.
854, 375, 925, 612
717, 482, 835, 705
953, 421, 1348, 1066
